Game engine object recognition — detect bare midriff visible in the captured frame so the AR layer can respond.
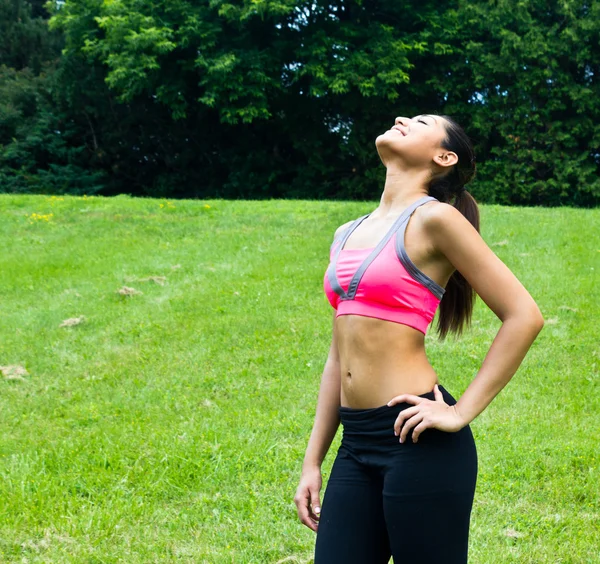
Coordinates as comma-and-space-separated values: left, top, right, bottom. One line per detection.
336, 314, 439, 409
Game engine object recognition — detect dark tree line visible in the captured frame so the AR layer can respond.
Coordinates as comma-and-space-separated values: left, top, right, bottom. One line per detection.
1, 0, 599, 206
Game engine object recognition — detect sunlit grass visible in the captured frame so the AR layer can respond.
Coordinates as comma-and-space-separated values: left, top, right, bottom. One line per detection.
0, 193, 598, 562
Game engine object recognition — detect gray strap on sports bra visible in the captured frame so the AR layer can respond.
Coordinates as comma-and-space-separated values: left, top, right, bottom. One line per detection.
327, 214, 370, 298
328, 195, 438, 299
395, 197, 446, 299
329, 215, 368, 254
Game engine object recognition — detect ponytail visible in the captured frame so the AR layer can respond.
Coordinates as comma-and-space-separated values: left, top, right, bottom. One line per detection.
427, 115, 480, 341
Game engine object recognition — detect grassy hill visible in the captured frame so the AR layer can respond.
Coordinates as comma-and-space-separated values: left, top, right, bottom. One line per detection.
0, 194, 598, 562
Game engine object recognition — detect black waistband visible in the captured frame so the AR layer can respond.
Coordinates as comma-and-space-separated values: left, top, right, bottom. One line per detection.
338, 384, 455, 425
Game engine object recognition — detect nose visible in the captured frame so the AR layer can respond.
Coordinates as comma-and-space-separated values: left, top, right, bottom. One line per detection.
395, 116, 408, 126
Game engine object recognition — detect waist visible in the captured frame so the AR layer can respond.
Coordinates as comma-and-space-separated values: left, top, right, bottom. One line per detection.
338, 385, 458, 434
340, 370, 439, 409
340, 386, 446, 416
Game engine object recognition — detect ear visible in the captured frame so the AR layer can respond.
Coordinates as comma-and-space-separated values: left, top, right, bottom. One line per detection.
433, 150, 458, 168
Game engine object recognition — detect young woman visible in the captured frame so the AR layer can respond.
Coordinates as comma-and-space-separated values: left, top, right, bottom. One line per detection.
294, 114, 545, 563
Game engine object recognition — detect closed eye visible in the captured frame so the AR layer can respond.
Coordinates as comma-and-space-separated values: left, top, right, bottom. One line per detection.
418, 120, 428, 125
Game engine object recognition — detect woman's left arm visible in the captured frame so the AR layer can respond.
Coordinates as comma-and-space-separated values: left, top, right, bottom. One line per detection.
390, 203, 545, 441
428, 203, 545, 425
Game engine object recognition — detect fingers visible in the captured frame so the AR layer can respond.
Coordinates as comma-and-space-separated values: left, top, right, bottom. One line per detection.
309, 489, 321, 522
387, 394, 424, 407
390, 385, 448, 407
411, 420, 430, 443
393, 406, 420, 436
294, 493, 317, 532
294, 488, 321, 532
399, 412, 424, 444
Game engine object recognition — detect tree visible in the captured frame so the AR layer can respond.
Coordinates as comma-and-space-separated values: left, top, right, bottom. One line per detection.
1, 0, 598, 205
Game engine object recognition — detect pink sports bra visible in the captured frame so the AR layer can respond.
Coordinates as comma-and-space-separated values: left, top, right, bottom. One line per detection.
323, 195, 445, 334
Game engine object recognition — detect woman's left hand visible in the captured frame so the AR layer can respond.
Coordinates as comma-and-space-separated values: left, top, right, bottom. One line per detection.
388, 384, 466, 443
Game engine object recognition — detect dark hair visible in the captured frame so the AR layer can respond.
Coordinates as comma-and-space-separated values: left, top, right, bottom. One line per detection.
427, 114, 480, 341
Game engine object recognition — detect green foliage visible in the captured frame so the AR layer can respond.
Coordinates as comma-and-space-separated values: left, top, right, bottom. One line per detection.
438, 0, 600, 206
0, 0, 104, 193
0, 0, 599, 205
0, 0, 62, 72
0, 63, 107, 194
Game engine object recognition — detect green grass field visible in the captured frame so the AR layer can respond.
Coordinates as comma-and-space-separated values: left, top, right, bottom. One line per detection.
0, 194, 598, 563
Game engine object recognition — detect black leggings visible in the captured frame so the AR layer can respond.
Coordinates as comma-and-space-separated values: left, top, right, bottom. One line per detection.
314, 385, 478, 564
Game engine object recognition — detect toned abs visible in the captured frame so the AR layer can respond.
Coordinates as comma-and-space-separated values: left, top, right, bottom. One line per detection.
337, 315, 439, 409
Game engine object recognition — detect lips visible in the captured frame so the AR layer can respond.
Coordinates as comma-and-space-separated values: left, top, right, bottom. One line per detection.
392, 126, 407, 136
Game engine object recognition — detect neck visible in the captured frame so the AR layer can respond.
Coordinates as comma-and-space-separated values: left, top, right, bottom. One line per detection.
372, 167, 431, 219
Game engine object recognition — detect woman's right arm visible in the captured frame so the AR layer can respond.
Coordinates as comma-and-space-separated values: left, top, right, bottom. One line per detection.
302, 311, 342, 472
294, 311, 341, 531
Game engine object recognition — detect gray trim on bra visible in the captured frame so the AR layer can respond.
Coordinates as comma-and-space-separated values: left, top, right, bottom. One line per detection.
327, 214, 370, 299
326, 195, 442, 301
395, 212, 446, 300
329, 224, 353, 254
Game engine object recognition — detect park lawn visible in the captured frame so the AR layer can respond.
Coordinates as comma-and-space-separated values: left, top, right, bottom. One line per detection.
0, 193, 598, 563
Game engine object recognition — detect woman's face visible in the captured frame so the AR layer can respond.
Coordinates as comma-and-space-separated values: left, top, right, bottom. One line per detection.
375, 114, 455, 170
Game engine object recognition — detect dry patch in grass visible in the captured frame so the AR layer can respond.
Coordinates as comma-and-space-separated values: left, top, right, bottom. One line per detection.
20, 529, 76, 554
504, 528, 525, 539
59, 315, 85, 327
0, 364, 28, 381
117, 286, 143, 296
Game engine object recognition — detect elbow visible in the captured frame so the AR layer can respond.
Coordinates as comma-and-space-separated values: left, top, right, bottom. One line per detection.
534, 316, 545, 335
529, 305, 545, 334
507, 303, 545, 334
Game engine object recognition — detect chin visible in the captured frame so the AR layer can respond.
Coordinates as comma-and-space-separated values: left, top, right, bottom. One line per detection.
376, 131, 405, 156
375, 131, 393, 147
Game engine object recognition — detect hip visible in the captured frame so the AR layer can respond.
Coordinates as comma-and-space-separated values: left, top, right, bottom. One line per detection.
337, 385, 477, 466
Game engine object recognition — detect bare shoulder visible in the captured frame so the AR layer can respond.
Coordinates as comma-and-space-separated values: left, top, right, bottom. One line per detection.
420, 200, 471, 233
420, 198, 493, 271
422, 201, 543, 324
334, 220, 355, 239
415, 200, 467, 254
